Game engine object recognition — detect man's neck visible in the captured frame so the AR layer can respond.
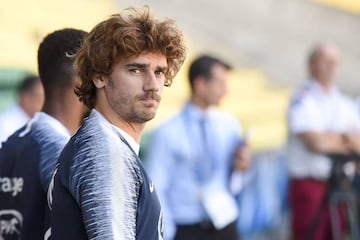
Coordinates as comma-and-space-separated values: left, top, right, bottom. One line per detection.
42, 93, 84, 134
190, 96, 209, 111
313, 79, 334, 94
94, 106, 144, 144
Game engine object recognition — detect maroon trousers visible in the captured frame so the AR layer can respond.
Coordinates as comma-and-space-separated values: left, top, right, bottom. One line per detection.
289, 179, 345, 240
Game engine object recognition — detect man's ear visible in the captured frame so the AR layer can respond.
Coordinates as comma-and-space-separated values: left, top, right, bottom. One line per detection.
92, 74, 106, 88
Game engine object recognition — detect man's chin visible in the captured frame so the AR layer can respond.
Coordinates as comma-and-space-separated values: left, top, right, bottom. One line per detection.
132, 112, 157, 123
143, 114, 156, 122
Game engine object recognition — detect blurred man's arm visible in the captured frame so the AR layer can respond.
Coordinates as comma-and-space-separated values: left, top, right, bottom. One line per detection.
233, 144, 251, 171
299, 131, 360, 154
343, 133, 360, 153
299, 132, 349, 154
229, 124, 252, 194
230, 144, 252, 195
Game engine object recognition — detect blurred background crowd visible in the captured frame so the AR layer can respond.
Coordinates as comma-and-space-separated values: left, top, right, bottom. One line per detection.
1, 0, 360, 239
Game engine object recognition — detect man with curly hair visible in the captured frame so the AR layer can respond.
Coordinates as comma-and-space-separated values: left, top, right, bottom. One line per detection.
49, 7, 186, 240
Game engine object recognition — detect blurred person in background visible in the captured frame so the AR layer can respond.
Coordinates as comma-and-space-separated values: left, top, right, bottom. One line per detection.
354, 99, 360, 229
353, 163, 360, 231
49, 7, 186, 240
287, 43, 360, 240
146, 55, 251, 240
0, 28, 87, 240
0, 74, 44, 143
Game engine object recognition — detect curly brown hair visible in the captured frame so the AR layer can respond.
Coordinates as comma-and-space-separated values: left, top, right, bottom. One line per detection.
75, 6, 187, 109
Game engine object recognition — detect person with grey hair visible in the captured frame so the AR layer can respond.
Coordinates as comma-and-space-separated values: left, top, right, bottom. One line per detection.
287, 43, 360, 240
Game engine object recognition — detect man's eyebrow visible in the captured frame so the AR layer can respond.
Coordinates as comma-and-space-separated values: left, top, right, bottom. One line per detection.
125, 63, 149, 68
125, 63, 168, 71
156, 66, 168, 71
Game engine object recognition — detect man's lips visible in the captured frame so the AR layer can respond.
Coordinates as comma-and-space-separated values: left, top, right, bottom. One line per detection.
141, 98, 158, 104
136, 93, 161, 103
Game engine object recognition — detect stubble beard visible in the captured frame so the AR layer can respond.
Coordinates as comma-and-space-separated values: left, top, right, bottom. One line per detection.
116, 94, 161, 124
127, 110, 156, 123
108, 78, 161, 123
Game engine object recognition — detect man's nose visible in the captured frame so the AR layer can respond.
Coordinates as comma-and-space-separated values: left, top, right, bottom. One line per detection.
144, 72, 160, 91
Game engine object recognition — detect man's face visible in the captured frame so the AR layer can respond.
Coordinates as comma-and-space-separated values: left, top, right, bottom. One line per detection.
100, 52, 167, 123
201, 64, 229, 106
311, 46, 339, 86
22, 81, 44, 117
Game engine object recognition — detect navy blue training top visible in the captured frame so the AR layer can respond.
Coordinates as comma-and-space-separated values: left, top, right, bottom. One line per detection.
0, 113, 69, 240
50, 110, 163, 240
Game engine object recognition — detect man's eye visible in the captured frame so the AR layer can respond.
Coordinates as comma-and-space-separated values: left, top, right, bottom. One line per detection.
155, 70, 165, 76
130, 69, 141, 74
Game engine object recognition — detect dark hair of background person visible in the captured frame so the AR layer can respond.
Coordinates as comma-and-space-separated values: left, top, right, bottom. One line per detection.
37, 28, 87, 99
188, 55, 232, 91
75, 6, 187, 109
17, 74, 41, 94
